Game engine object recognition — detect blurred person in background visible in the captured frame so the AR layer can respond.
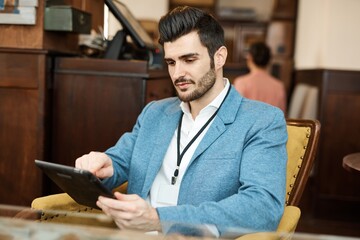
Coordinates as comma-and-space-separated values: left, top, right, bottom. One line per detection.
233, 42, 287, 113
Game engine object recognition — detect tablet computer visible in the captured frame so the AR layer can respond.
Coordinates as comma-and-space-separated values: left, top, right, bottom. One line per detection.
35, 159, 115, 209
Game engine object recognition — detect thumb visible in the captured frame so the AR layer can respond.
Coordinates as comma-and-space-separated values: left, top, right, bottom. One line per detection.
95, 166, 113, 179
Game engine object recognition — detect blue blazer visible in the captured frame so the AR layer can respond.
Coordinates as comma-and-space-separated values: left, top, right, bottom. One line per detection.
104, 86, 288, 235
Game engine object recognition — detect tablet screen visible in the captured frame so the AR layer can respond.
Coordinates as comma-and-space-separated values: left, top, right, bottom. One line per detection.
35, 160, 114, 209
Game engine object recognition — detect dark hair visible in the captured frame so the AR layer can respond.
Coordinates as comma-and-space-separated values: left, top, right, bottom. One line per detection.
158, 6, 225, 62
249, 42, 271, 67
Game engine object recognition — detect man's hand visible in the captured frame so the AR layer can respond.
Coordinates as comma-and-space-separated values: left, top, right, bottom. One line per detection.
97, 192, 160, 231
75, 151, 114, 179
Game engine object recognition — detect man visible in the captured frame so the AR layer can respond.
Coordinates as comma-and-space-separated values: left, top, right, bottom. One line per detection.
76, 6, 287, 236
233, 42, 287, 113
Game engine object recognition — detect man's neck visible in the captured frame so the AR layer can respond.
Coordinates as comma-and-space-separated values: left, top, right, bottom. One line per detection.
188, 78, 226, 119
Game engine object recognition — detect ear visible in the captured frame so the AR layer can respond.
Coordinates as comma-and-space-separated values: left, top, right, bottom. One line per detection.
214, 46, 227, 70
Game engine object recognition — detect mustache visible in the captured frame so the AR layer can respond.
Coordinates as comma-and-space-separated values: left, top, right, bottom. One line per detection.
174, 77, 195, 85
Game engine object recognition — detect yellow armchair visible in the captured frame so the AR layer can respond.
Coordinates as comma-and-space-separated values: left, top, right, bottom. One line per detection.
32, 119, 320, 239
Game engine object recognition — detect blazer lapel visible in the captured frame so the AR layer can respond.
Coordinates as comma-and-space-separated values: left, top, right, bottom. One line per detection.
189, 87, 242, 166
141, 102, 182, 197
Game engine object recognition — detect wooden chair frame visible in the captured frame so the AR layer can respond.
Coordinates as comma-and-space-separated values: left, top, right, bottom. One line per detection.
285, 118, 321, 206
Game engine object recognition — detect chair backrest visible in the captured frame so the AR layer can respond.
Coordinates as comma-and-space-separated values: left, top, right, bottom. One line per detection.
285, 118, 321, 206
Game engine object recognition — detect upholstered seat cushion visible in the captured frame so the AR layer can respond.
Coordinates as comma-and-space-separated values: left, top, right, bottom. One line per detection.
31, 193, 116, 228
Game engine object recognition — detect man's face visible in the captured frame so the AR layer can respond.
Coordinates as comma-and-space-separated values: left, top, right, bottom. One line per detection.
163, 31, 216, 102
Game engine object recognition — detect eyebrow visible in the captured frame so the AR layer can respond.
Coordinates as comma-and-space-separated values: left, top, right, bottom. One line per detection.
164, 53, 200, 62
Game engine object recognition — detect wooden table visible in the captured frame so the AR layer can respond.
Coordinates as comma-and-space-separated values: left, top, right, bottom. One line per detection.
343, 152, 360, 173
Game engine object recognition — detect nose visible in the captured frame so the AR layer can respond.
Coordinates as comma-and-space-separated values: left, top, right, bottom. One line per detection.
171, 62, 186, 80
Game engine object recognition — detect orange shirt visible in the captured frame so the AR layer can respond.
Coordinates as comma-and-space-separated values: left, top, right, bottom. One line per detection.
233, 70, 287, 113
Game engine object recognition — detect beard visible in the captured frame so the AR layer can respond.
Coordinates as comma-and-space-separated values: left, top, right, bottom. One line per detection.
175, 68, 216, 102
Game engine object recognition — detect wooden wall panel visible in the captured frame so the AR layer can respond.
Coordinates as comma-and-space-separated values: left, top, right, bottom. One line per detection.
0, 49, 51, 206
295, 69, 360, 221
0, 51, 42, 88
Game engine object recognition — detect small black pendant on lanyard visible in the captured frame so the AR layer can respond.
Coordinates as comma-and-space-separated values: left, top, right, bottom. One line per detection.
171, 166, 179, 185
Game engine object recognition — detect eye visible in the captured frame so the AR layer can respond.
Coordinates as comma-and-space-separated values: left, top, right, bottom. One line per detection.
185, 58, 195, 63
165, 60, 175, 66
184, 56, 198, 64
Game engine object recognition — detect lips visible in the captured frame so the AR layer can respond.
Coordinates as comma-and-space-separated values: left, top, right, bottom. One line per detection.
175, 82, 191, 91
174, 79, 193, 89
176, 81, 190, 86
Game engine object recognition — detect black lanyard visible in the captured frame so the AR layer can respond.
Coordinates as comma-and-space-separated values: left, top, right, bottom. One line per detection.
171, 86, 231, 185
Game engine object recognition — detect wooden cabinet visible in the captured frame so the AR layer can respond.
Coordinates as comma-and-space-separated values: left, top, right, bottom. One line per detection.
0, 0, 104, 52
295, 69, 360, 222
47, 57, 173, 194
0, 0, 172, 202
0, 48, 53, 206
0, 1, 75, 52
0, 0, 174, 205
222, 21, 267, 82
0, 0, 105, 206
223, 21, 267, 64
0, 51, 173, 203
64, 0, 104, 30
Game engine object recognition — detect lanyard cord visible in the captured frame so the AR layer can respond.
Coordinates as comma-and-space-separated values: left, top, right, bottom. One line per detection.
171, 86, 231, 185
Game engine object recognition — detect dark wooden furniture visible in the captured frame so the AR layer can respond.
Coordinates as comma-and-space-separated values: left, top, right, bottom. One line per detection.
343, 153, 360, 173
0, 0, 105, 207
0, 50, 172, 204
47, 57, 173, 194
0, 48, 53, 206
0, 0, 174, 206
295, 69, 360, 222
0, 0, 104, 53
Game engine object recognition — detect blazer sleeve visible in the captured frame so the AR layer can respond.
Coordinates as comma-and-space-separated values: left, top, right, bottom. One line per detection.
102, 101, 156, 190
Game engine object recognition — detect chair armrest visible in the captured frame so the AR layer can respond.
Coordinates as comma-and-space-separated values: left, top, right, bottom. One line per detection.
30, 183, 128, 227
277, 206, 301, 233
32, 193, 89, 211
31, 193, 116, 228
235, 206, 301, 240
235, 232, 281, 240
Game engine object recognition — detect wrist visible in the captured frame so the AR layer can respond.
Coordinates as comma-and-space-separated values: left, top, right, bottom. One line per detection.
151, 207, 161, 231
